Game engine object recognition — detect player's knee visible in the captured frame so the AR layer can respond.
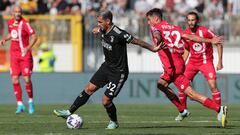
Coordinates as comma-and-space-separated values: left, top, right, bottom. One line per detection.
102, 96, 112, 106
24, 78, 31, 83
11, 76, 19, 84
209, 84, 218, 92
85, 83, 97, 94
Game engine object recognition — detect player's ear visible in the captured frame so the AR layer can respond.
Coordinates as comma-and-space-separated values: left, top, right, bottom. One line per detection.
106, 19, 111, 25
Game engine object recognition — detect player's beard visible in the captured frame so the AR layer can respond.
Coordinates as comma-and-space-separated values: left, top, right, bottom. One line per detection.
14, 15, 22, 21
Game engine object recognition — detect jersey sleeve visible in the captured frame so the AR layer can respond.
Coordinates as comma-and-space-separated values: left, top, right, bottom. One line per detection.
119, 29, 134, 44
206, 29, 216, 38
24, 22, 35, 35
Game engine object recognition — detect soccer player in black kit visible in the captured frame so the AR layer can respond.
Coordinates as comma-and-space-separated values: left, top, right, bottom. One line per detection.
54, 10, 163, 129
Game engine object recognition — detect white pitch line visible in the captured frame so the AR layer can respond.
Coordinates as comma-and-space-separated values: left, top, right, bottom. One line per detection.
0, 120, 237, 124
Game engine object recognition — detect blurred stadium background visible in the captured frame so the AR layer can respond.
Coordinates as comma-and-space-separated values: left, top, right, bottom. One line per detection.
1, 0, 240, 103
0, 0, 240, 103
0, 0, 240, 134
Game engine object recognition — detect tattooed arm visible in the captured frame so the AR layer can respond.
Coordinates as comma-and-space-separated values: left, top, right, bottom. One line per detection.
130, 38, 162, 52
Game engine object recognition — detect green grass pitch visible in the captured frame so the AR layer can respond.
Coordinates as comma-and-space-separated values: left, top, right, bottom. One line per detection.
0, 104, 239, 135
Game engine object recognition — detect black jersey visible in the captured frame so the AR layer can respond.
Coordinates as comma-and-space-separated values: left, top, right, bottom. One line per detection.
100, 25, 134, 72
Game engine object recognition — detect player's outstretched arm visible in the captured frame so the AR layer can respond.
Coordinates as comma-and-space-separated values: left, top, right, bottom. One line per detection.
182, 34, 224, 44
130, 38, 162, 52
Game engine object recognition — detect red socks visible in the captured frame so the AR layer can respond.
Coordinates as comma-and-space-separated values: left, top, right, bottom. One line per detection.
203, 98, 220, 112
212, 91, 221, 105
25, 82, 33, 99
170, 96, 185, 112
13, 83, 22, 102
179, 92, 187, 109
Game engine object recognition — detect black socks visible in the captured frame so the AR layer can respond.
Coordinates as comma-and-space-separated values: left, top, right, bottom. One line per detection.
69, 90, 90, 113
104, 103, 117, 122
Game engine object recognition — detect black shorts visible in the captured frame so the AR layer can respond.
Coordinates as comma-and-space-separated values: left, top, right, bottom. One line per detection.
90, 63, 128, 98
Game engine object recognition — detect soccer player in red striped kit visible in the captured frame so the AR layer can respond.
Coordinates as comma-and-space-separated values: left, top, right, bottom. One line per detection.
146, 8, 227, 127
0, 6, 38, 114
179, 11, 223, 112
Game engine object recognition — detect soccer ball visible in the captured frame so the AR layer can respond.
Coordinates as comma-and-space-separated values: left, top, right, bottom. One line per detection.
66, 114, 83, 129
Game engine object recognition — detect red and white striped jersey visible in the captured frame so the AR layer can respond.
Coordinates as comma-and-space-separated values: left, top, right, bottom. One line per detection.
184, 26, 215, 64
8, 18, 35, 56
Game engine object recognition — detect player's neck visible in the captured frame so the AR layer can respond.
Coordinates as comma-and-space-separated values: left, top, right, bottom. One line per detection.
190, 25, 199, 33
106, 24, 114, 33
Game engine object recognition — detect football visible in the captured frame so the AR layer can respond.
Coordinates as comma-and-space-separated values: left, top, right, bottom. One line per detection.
66, 114, 83, 129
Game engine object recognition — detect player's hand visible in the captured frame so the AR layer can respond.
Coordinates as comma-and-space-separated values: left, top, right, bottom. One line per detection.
152, 42, 166, 52
92, 27, 100, 34
0, 39, 6, 46
216, 62, 223, 71
211, 36, 224, 44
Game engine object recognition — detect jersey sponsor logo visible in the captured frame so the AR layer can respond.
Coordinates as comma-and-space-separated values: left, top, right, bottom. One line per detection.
101, 40, 112, 51
11, 30, 18, 38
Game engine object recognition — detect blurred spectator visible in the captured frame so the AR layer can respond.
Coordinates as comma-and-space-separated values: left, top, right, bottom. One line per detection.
50, 0, 68, 15
146, 0, 165, 9
38, 43, 56, 72
175, 0, 192, 28
134, 0, 151, 17
37, 0, 49, 14
186, 0, 198, 9
195, 0, 205, 13
66, 0, 82, 15
0, 0, 13, 15
228, 0, 240, 40
0, 0, 11, 12
164, 0, 175, 23
19, 0, 38, 14
228, 0, 240, 16
206, 0, 224, 34
100, 0, 109, 11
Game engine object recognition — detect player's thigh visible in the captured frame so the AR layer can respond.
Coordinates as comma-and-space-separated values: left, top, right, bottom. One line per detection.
105, 71, 128, 98
20, 57, 33, 76
173, 74, 191, 92
184, 63, 199, 81
90, 64, 109, 88
10, 56, 21, 76
200, 62, 216, 80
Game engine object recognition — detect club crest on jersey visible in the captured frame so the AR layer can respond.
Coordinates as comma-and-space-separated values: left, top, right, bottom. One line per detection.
123, 34, 132, 41
11, 30, 18, 38
208, 73, 213, 78
110, 36, 114, 42
193, 43, 203, 52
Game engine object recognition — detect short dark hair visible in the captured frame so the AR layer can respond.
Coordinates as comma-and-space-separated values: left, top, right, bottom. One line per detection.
97, 10, 113, 22
186, 11, 199, 22
146, 8, 163, 19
